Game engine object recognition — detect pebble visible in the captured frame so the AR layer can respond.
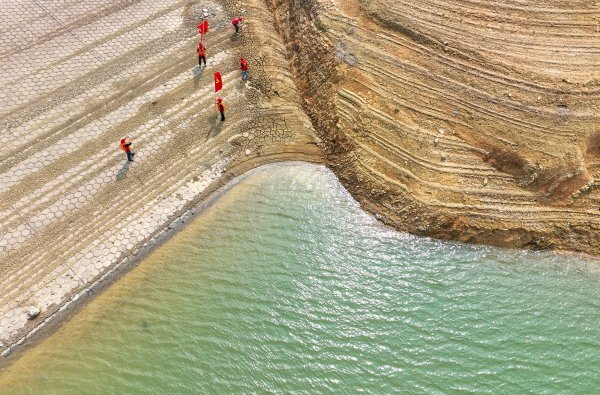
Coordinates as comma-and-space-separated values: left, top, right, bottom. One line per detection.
26, 307, 40, 320
440, 153, 447, 161
245, 149, 251, 156
483, 177, 489, 186
434, 137, 440, 146
243, 132, 249, 138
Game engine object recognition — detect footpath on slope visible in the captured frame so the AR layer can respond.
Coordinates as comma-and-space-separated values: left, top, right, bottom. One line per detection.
0, 0, 321, 360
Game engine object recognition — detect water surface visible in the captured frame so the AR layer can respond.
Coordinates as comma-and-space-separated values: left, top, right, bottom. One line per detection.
0, 163, 598, 394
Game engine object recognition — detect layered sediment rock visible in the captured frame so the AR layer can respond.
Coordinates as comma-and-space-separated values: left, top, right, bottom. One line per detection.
266, 0, 600, 252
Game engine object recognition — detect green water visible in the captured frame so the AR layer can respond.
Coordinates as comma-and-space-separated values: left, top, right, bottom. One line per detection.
0, 163, 599, 394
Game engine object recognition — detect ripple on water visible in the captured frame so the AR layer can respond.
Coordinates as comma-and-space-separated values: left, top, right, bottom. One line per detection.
0, 163, 599, 395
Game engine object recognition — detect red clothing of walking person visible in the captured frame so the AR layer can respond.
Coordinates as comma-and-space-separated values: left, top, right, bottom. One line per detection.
120, 137, 135, 162
240, 57, 249, 81
216, 98, 226, 122
232, 17, 243, 34
197, 42, 206, 67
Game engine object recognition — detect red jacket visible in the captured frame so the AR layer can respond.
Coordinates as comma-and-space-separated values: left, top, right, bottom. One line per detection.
197, 43, 206, 56
120, 138, 131, 152
232, 18, 241, 26
240, 59, 249, 71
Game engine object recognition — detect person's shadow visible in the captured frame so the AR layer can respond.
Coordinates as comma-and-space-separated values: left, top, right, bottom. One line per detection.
207, 112, 224, 139
193, 66, 203, 88
116, 161, 131, 180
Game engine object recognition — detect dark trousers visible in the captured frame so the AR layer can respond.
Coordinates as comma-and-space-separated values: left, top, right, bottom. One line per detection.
126, 150, 135, 161
234, 24, 239, 34
198, 56, 206, 66
220, 111, 225, 121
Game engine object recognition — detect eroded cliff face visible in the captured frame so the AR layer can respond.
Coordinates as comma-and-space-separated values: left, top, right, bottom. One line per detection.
265, 0, 600, 253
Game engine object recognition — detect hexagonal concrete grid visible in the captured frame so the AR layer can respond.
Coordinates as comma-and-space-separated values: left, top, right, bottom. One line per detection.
0, 0, 317, 353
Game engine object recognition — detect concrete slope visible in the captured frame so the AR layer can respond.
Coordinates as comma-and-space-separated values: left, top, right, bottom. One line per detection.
0, 0, 320, 355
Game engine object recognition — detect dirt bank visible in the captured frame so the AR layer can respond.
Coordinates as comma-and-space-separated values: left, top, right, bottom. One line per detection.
265, 0, 600, 254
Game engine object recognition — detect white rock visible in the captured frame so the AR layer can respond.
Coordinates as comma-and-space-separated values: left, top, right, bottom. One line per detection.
26, 307, 40, 320
243, 132, 249, 138
434, 137, 440, 146
245, 149, 251, 156
483, 177, 489, 186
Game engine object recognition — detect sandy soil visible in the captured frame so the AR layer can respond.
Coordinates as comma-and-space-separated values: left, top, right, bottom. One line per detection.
1, 0, 599, 360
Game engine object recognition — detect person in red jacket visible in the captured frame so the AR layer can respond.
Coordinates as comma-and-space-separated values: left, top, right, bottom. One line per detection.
216, 98, 226, 122
240, 57, 249, 81
120, 137, 135, 162
197, 41, 206, 67
232, 17, 243, 34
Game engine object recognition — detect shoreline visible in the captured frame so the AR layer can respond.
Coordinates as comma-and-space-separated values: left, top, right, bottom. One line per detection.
0, 159, 323, 368
1, 160, 599, 395
4, 157, 599, 369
